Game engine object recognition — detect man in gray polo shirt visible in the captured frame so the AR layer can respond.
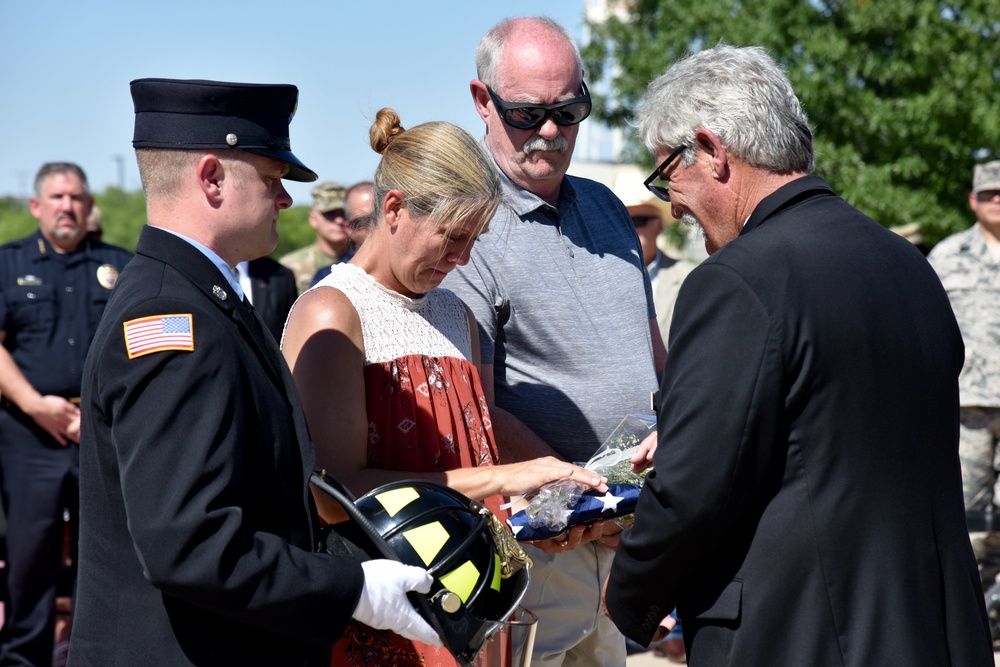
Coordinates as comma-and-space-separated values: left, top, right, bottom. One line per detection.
442, 16, 665, 667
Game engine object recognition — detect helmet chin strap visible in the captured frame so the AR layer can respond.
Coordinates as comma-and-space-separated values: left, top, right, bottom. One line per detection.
310, 470, 398, 559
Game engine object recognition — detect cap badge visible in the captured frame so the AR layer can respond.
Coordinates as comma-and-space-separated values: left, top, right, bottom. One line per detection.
212, 285, 228, 301
226, 133, 238, 146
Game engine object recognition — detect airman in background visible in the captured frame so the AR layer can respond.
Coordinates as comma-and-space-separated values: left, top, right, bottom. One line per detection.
280, 181, 352, 293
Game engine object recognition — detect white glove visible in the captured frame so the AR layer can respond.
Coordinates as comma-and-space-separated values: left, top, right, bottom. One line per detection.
352, 559, 443, 647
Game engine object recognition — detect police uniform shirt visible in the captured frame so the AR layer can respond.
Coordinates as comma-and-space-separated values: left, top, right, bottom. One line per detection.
0, 229, 133, 398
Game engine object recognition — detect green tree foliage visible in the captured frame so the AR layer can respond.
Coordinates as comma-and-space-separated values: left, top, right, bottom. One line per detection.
0, 188, 312, 259
273, 206, 313, 258
583, 0, 1000, 246
0, 197, 38, 241
93, 187, 147, 251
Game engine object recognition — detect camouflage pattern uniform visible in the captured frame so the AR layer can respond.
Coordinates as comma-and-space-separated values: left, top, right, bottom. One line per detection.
929, 220, 1000, 584
279, 242, 337, 295
280, 181, 349, 294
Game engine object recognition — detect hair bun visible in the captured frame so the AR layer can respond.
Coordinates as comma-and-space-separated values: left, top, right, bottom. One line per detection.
370, 108, 405, 155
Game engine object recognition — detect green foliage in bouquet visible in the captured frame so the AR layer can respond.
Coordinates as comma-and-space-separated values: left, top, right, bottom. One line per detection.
586, 415, 657, 529
601, 432, 652, 487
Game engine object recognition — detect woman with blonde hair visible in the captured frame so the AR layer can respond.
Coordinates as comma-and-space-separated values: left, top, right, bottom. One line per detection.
282, 109, 606, 667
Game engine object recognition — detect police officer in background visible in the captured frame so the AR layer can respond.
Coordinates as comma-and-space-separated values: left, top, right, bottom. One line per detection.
69, 79, 439, 667
0, 162, 132, 667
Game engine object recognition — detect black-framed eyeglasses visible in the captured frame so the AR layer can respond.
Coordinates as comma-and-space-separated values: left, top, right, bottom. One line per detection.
643, 145, 689, 202
486, 81, 592, 130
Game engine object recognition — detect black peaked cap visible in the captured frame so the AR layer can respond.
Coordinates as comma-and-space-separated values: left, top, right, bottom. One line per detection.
130, 78, 317, 182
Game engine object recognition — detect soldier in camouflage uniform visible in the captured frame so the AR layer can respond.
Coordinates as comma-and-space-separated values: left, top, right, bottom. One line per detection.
279, 181, 352, 293
928, 159, 1000, 588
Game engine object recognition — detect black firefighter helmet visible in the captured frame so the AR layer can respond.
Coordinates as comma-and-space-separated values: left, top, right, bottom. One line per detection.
312, 473, 532, 666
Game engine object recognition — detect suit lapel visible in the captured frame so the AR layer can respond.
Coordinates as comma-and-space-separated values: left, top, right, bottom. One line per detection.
137, 227, 318, 540
135, 227, 286, 387
239, 295, 288, 376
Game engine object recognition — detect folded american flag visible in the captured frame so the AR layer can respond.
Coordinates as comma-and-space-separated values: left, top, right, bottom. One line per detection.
506, 483, 643, 542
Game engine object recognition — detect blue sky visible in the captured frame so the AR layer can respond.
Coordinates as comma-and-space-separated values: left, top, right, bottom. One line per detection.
0, 1, 588, 207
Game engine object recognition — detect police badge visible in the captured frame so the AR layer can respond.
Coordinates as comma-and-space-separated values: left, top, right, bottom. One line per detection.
96, 264, 119, 289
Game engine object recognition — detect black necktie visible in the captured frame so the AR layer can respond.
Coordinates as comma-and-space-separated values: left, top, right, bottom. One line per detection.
242, 293, 266, 339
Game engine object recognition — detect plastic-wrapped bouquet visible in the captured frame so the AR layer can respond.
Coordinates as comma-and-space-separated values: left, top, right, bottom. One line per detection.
507, 414, 656, 541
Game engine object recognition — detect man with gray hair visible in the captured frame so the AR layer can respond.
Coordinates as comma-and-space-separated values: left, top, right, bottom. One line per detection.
604, 45, 992, 665
929, 159, 1000, 595
443, 15, 665, 667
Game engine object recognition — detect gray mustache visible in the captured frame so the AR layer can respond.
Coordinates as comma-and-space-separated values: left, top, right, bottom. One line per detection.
523, 136, 569, 154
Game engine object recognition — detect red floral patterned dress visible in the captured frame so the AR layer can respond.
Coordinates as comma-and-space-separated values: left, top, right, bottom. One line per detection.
315, 264, 509, 667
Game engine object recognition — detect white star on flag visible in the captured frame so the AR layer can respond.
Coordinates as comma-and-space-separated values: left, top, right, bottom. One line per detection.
598, 492, 623, 513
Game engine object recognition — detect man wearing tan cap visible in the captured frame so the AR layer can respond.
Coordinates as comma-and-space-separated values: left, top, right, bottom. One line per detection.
279, 181, 352, 293
929, 158, 1000, 592
613, 178, 697, 352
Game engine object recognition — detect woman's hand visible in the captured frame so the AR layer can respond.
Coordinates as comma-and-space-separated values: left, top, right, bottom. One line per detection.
498, 457, 607, 498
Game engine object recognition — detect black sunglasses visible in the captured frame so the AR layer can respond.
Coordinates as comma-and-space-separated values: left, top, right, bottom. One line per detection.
486, 81, 592, 130
643, 145, 689, 202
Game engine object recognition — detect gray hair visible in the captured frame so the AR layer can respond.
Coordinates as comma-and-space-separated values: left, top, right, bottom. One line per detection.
34, 162, 89, 196
636, 45, 814, 174
475, 16, 583, 93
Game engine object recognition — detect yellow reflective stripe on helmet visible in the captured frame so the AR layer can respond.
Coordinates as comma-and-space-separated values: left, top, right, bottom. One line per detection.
402, 521, 450, 566
374, 487, 421, 517
439, 560, 481, 603
491, 553, 502, 592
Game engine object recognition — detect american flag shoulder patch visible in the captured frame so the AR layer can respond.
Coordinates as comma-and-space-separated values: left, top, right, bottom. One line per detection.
123, 314, 195, 359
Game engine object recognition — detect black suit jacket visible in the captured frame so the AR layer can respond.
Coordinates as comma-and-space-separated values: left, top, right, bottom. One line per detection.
247, 256, 298, 342
607, 176, 992, 666
71, 226, 364, 667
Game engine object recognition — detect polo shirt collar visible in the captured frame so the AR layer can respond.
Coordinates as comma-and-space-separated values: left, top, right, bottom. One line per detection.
494, 160, 578, 217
